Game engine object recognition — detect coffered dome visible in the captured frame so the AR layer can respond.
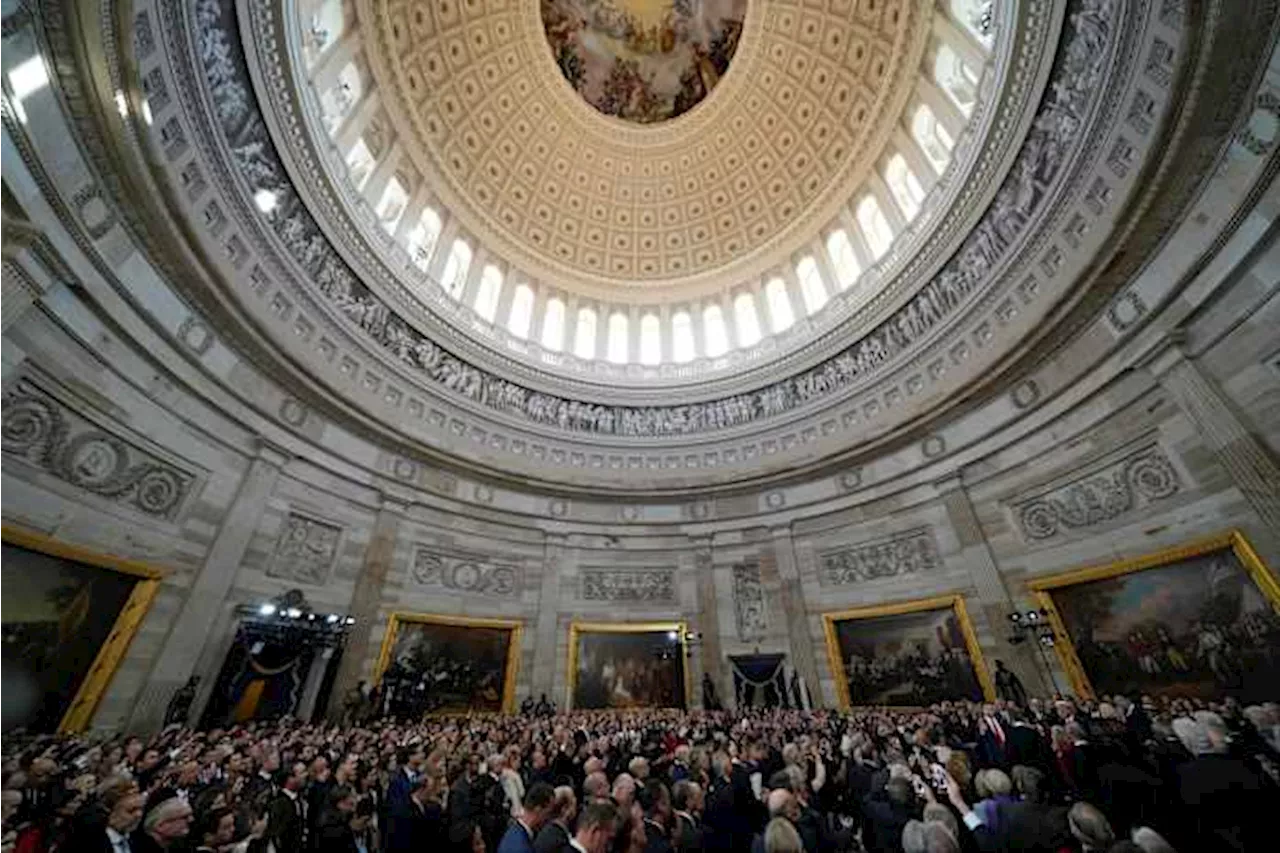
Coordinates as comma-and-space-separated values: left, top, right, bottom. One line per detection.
289, 0, 998, 382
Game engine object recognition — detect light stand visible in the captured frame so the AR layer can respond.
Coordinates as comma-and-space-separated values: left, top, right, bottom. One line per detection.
1007, 608, 1062, 696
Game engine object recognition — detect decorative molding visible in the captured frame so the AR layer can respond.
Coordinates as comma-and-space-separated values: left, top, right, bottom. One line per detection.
1011, 443, 1181, 541
818, 527, 941, 586
580, 568, 675, 602
731, 560, 767, 641
267, 511, 342, 584
1, 378, 194, 520
409, 545, 520, 597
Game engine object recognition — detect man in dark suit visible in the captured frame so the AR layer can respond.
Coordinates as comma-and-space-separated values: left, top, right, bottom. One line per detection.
1005, 709, 1052, 773
638, 780, 673, 853
497, 783, 556, 853
386, 773, 445, 852
533, 786, 576, 853
266, 762, 309, 852
64, 780, 145, 853
386, 746, 426, 813
702, 752, 760, 853
975, 705, 1010, 768
670, 780, 703, 852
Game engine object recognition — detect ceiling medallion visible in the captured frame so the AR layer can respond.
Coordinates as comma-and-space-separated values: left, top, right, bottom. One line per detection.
540, 0, 747, 124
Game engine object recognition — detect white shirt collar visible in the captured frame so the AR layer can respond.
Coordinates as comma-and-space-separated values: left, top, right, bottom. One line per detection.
106, 827, 128, 846
283, 788, 298, 800
569, 839, 589, 853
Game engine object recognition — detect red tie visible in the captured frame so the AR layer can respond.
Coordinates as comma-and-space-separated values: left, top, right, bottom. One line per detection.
991, 717, 1005, 746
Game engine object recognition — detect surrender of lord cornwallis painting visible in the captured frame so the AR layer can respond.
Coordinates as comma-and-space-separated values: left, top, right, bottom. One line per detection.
541, 0, 747, 123
1, 529, 160, 733
375, 614, 521, 716
823, 596, 994, 708
1032, 532, 1280, 703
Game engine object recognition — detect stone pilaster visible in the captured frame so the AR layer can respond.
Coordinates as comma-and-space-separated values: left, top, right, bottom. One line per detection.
936, 476, 1049, 696
128, 439, 289, 732
690, 537, 725, 709
326, 496, 406, 718
1148, 337, 1280, 564
769, 525, 825, 706
529, 533, 567, 700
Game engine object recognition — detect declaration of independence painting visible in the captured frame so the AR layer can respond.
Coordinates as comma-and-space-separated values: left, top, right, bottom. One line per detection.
570, 623, 688, 709
376, 614, 521, 716
1034, 532, 1280, 702
1, 540, 150, 733
824, 596, 992, 708
541, 0, 747, 123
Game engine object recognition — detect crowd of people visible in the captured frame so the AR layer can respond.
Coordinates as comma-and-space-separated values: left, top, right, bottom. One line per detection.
3, 692, 1277, 853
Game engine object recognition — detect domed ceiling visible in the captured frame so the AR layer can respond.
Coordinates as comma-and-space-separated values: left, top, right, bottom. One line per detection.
540, 0, 747, 124
370, 0, 928, 287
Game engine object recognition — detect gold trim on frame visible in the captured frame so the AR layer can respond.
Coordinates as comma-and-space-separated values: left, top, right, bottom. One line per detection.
1, 525, 164, 733
821, 594, 996, 709
567, 621, 691, 710
1027, 529, 1279, 701
372, 612, 523, 714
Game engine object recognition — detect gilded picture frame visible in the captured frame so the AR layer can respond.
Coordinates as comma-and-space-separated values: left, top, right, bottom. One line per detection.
373, 612, 523, 714
567, 621, 691, 710
1, 525, 163, 733
822, 594, 996, 709
1028, 529, 1279, 701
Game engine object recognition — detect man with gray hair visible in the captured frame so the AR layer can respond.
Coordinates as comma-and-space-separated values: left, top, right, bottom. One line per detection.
137, 795, 193, 851
533, 785, 577, 853
1174, 712, 1267, 852
611, 773, 637, 810
582, 771, 611, 804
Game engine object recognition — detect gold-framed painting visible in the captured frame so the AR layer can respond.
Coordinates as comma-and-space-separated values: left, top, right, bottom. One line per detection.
1030, 530, 1280, 702
568, 621, 690, 710
822, 594, 995, 708
374, 613, 522, 715
1, 525, 162, 733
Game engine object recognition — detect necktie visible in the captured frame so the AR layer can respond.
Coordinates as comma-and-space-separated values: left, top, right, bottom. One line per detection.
115, 838, 132, 853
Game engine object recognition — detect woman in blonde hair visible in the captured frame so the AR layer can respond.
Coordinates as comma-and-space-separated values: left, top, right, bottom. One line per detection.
763, 817, 804, 853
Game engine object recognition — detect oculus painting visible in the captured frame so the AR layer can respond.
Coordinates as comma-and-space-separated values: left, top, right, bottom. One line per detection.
824, 597, 989, 707
570, 624, 688, 709
376, 615, 520, 716
1, 544, 139, 732
541, 0, 747, 123
1038, 537, 1280, 703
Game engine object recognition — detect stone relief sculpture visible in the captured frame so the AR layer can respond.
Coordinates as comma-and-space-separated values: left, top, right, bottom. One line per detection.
580, 569, 676, 602
1014, 445, 1181, 541
267, 512, 342, 585
195, 0, 1115, 437
2, 379, 194, 520
819, 528, 941, 586
410, 546, 520, 597
732, 561, 767, 641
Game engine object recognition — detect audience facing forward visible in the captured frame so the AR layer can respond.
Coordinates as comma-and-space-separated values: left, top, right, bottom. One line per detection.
3, 693, 1278, 853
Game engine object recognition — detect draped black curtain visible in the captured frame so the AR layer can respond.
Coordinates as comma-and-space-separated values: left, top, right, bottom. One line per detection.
730, 653, 788, 708
201, 622, 313, 728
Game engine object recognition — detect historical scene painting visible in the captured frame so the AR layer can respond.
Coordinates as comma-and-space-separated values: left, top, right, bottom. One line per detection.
379, 618, 516, 716
831, 606, 985, 706
1049, 548, 1280, 702
572, 627, 687, 709
0, 544, 138, 732
540, 0, 747, 123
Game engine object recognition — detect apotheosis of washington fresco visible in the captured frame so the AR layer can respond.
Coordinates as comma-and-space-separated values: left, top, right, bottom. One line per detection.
541, 0, 747, 124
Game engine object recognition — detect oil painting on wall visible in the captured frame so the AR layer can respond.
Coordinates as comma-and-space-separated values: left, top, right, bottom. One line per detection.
570, 623, 688, 709
541, 0, 747, 123
824, 596, 992, 708
0, 542, 146, 733
376, 614, 521, 716
1035, 533, 1280, 702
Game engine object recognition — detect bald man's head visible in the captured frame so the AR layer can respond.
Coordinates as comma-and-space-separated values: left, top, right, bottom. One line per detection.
766, 788, 799, 822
